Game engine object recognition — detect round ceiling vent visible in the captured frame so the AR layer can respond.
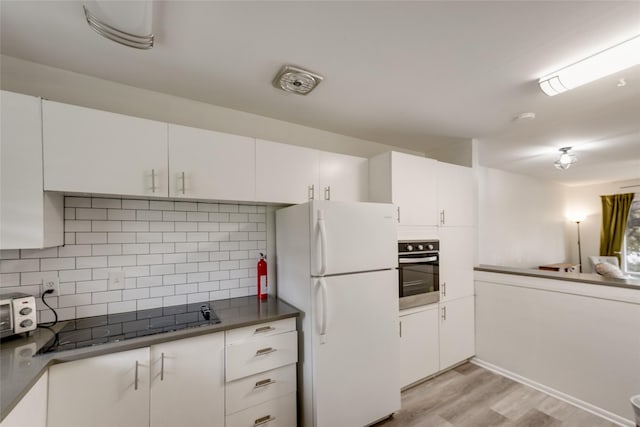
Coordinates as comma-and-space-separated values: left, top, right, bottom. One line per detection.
273, 65, 323, 95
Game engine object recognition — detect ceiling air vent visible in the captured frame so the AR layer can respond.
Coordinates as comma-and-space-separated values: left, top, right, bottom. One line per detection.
273, 65, 323, 95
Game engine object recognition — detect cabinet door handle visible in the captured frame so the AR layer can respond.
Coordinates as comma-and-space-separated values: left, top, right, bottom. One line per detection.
397, 206, 401, 223
255, 347, 276, 356
442, 306, 447, 321
254, 325, 275, 334
181, 171, 186, 194
160, 352, 165, 381
399, 320, 402, 338
151, 169, 156, 193
324, 186, 331, 200
308, 184, 315, 200
440, 210, 445, 225
254, 415, 275, 426
134, 360, 139, 390
254, 378, 276, 389
442, 282, 446, 297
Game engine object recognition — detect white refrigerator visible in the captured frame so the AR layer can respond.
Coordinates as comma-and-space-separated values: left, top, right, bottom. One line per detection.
275, 200, 400, 427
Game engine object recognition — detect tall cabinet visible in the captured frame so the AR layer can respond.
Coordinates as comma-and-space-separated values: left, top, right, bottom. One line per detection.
0, 90, 62, 250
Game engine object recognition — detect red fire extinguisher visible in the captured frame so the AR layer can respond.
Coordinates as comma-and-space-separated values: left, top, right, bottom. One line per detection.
257, 253, 268, 300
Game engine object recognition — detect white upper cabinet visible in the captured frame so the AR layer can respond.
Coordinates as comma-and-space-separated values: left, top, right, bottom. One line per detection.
437, 162, 475, 227
369, 151, 438, 226
43, 100, 168, 197
168, 125, 255, 201
255, 139, 319, 204
318, 151, 368, 202
1, 91, 63, 250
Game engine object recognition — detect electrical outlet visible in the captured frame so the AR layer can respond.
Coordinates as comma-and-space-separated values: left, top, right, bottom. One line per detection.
42, 276, 60, 295
108, 270, 125, 290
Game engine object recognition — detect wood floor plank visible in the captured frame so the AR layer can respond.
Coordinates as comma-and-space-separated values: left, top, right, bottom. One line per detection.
374, 363, 619, 427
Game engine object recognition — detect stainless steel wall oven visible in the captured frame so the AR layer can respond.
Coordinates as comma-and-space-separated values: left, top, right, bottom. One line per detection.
398, 240, 440, 310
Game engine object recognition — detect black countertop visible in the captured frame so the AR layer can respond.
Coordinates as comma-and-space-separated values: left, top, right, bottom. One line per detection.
0, 296, 300, 422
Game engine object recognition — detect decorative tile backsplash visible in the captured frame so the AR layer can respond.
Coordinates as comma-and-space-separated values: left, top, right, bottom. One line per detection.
0, 197, 266, 322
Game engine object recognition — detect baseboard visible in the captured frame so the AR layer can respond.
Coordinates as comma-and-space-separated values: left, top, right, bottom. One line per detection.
471, 358, 634, 427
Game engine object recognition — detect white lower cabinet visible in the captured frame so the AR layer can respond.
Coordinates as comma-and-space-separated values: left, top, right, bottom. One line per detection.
439, 296, 475, 370
48, 347, 151, 427
225, 318, 298, 426
150, 333, 225, 427
399, 305, 440, 388
0, 371, 48, 427
47, 333, 226, 427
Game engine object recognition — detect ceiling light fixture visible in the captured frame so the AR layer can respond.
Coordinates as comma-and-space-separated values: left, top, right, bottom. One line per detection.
539, 34, 640, 96
83, 1, 154, 50
554, 147, 578, 170
273, 65, 323, 95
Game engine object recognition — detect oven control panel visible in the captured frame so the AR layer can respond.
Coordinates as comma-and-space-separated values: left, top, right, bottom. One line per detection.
398, 240, 439, 254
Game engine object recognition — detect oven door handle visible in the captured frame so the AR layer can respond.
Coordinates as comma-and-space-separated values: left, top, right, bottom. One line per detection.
399, 256, 438, 264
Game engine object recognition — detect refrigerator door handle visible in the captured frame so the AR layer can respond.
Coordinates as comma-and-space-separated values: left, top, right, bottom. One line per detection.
317, 278, 328, 343
317, 209, 328, 276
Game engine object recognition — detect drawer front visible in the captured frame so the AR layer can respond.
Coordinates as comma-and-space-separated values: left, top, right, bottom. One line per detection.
226, 318, 296, 345
226, 364, 296, 415
226, 331, 297, 382
225, 392, 296, 427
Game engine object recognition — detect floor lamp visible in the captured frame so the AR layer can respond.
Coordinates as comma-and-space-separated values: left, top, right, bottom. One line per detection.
570, 214, 586, 272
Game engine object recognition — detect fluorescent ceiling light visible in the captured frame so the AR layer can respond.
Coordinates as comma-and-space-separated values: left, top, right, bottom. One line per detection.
539, 34, 640, 96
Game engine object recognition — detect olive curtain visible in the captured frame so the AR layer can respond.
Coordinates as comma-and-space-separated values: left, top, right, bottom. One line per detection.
599, 193, 634, 261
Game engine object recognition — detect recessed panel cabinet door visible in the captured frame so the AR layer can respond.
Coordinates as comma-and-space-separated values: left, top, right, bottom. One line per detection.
439, 227, 475, 301
48, 348, 150, 427
43, 101, 168, 197
168, 125, 255, 201
150, 333, 225, 427
255, 139, 319, 204
399, 306, 439, 388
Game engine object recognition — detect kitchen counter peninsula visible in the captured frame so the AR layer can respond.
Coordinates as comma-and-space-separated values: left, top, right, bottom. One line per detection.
0, 296, 300, 422
475, 264, 640, 290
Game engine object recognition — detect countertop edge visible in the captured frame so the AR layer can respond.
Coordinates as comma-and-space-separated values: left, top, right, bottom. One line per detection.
0, 297, 300, 422
474, 265, 640, 290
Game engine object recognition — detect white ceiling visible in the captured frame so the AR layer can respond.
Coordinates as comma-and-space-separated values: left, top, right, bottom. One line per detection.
1, 1, 639, 187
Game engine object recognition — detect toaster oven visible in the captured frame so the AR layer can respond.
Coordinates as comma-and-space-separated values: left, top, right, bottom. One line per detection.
0, 292, 37, 338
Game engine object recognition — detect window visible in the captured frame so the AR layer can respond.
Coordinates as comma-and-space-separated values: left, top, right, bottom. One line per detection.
622, 195, 640, 276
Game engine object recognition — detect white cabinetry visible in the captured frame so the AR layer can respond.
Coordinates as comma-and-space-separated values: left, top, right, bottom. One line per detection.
369, 151, 438, 227
318, 151, 368, 202
48, 347, 151, 427
225, 318, 297, 426
1, 91, 63, 249
43, 100, 168, 197
150, 333, 225, 427
399, 305, 439, 388
0, 371, 47, 427
439, 295, 475, 370
168, 125, 255, 201
439, 227, 474, 302
255, 139, 318, 204
437, 162, 475, 227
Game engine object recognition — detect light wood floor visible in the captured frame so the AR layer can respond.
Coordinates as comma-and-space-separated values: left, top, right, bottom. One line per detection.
375, 363, 619, 427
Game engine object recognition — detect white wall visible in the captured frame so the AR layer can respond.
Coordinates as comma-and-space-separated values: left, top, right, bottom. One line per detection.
0, 55, 429, 160
477, 167, 567, 268
564, 178, 640, 273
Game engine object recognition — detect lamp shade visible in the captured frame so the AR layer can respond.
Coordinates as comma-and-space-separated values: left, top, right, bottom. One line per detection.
539, 35, 640, 96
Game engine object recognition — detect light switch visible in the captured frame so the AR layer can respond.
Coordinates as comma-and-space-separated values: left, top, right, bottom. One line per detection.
108, 270, 125, 290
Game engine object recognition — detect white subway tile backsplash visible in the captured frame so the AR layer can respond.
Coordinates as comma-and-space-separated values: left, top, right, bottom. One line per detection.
0, 197, 266, 322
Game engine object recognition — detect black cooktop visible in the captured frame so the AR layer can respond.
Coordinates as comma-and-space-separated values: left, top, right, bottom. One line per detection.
37, 302, 220, 355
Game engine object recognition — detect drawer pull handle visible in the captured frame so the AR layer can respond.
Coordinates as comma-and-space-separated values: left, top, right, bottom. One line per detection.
255, 347, 276, 356
254, 326, 275, 334
160, 352, 165, 381
254, 415, 275, 426
254, 378, 275, 389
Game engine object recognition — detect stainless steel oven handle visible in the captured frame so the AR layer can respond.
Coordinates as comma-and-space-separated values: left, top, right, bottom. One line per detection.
399, 256, 438, 264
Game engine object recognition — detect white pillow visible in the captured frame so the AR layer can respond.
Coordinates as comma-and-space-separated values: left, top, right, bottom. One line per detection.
594, 262, 626, 279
